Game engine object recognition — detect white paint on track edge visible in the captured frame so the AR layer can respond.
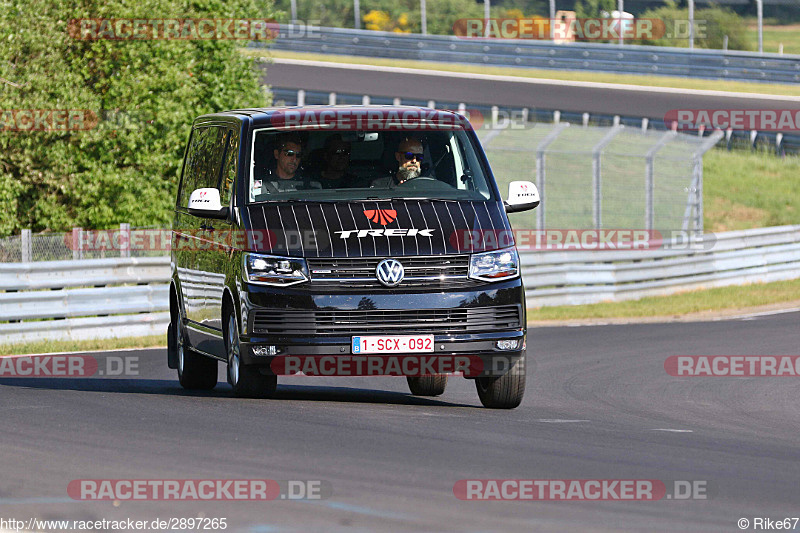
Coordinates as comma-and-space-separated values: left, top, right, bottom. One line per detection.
271, 58, 800, 102
0, 346, 165, 358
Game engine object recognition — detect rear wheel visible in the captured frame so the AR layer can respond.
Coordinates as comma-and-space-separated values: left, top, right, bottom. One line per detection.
174, 312, 217, 390
407, 375, 447, 396
226, 313, 277, 399
475, 357, 525, 409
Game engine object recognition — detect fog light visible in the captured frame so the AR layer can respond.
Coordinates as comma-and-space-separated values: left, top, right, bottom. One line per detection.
253, 345, 278, 357
496, 339, 520, 351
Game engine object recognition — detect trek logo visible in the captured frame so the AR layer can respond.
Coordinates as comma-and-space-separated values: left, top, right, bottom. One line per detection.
364, 209, 397, 225
335, 228, 436, 239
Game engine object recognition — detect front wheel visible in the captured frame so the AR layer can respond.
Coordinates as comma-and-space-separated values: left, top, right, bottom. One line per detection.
173, 312, 217, 390
475, 357, 525, 409
226, 313, 277, 399
407, 375, 447, 396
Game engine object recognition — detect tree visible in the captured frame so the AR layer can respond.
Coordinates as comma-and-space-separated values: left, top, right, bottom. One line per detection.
0, 0, 274, 236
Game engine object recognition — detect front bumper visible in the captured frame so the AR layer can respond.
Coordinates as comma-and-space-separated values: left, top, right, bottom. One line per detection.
238, 278, 528, 377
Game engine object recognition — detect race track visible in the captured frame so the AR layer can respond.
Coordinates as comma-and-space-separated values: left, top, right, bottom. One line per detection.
2, 311, 800, 532
262, 59, 800, 118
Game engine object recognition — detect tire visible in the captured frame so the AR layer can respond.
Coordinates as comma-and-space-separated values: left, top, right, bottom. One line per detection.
225, 313, 277, 399
173, 312, 217, 390
407, 375, 447, 396
475, 356, 525, 409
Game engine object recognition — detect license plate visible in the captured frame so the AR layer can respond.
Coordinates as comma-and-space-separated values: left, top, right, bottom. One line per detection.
352, 335, 434, 354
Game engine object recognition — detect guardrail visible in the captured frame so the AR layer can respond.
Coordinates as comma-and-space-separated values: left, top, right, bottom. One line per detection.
269, 88, 800, 155
1, 226, 799, 343
266, 25, 800, 84
0, 257, 170, 344
522, 225, 800, 307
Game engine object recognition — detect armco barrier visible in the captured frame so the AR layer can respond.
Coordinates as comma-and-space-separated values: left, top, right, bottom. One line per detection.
0, 257, 170, 344
1, 226, 800, 343
266, 25, 800, 84
522, 225, 800, 307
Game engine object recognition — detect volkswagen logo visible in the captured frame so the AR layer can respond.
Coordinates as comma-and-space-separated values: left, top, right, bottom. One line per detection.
375, 259, 404, 287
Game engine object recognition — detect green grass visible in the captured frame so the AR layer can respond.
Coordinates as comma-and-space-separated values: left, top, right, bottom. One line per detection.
251, 49, 800, 97
528, 278, 800, 321
703, 148, 800, 232
754, 23, 800, 55
0, 335, 165, 356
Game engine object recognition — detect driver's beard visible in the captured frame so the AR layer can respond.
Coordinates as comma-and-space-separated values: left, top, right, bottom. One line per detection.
397, 167, 420, 182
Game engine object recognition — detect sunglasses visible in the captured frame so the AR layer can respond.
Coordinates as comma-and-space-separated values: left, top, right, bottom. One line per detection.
402, 152, 424, 161
282, 149, 302, 158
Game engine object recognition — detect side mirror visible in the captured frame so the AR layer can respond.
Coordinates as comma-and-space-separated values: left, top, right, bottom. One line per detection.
504, 181, 540, 213
187, 188, 229, 220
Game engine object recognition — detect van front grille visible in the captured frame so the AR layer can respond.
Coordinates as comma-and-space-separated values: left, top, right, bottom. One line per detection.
306, 255, 475, 289
250, 305, 522, 336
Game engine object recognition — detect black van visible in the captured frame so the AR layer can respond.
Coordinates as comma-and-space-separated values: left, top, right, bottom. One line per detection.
167, 106, 539, 408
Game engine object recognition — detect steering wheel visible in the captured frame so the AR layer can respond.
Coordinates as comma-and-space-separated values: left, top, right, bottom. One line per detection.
399, 176, 437, 184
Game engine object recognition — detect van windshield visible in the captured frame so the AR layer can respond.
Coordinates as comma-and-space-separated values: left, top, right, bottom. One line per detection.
247, 129, 495, 203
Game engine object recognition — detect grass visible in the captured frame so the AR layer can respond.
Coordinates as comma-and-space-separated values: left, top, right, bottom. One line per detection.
753, 23, 800, 55
250, 49, 800, 97
703, 148, 800, 232
0, 335, 165, 356
528, 278, 800, 321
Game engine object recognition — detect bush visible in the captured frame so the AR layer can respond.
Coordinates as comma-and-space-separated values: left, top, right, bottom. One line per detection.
0, 0, 274, 236
640, 0, 752, 51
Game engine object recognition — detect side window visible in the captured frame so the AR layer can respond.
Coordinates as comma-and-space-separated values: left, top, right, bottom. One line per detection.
178, 126, 227, 208
177, 128, 204, 209
219, 129, 238, 205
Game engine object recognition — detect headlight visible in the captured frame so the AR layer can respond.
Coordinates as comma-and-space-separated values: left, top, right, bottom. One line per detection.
469, 247, 519, 282
243, 253, 309, 286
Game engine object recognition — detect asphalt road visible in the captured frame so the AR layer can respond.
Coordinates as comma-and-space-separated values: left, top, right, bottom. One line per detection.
2, 311, 800, 532
262, 59, 800, 118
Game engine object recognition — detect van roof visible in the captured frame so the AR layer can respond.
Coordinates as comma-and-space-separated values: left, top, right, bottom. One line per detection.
194, 105, 472, 129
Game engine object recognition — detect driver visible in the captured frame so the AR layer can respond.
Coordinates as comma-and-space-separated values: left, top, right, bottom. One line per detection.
371, 136, 426, 188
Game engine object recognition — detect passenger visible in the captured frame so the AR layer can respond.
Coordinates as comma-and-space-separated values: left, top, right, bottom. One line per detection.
315, 134, 360, 189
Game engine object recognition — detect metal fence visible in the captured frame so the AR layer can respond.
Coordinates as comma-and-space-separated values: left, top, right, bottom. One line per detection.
1, 226, 799, 343
478, 122, 722, 235
265, 25, 800, 84
0, 224, 166, 263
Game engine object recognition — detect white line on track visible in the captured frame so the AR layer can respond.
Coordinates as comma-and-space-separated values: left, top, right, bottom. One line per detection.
651, 429, 694, 433
725, 306, 800, 321
272, 58, 800, 102
537, 419, 591, 423
0, 347, 163, 358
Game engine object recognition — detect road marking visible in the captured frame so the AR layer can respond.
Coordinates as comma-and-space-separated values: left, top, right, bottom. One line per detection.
272, 58, 800, 102
651, 428, 693, 433
537, 419, 590, 423
726, 307, 800, 321
0, 497, 73, 505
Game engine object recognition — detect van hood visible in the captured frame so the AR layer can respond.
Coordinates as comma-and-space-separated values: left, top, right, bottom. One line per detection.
244, 200, 513, 257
